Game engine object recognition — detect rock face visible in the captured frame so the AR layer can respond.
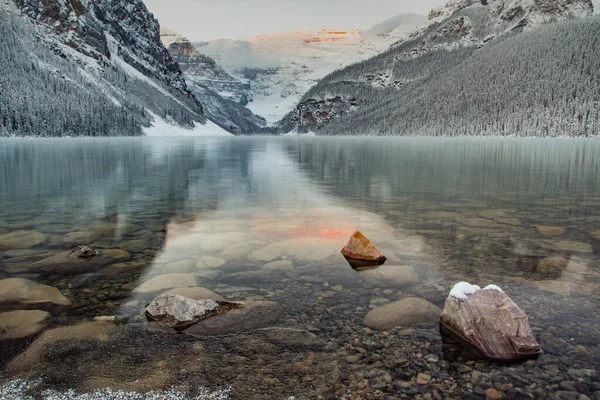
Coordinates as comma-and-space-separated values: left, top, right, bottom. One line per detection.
363, 298, 441, 330
145, 294, 231, 331
0, 278, 71, 315
341, 231, 386, 268
0, 230, 47, 250
29, 247, 129, 275
440, 282, 541, 361
0, 310, 52, 339
145, 294, 282, 335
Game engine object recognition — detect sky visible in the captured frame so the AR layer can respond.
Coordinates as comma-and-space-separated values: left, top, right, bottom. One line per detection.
143, 0, 447, 42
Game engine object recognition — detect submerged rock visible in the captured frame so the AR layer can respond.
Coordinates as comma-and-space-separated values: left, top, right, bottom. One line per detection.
0, 230, 47, 250
132, 273, 198, 296
0, 278, 71, 315
145, 294, 231, 331
358, 265, 420, 288
0, 310, 51, 339
363, 297, 441, 330
536, 226, 566, 237
341, 231, 386, 268
29, 246, 130, 275
440, 282, 541, 361
536, 257, 586, 277
145, 294, 281, 335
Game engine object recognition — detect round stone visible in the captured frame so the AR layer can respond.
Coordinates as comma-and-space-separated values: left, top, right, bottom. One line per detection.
0, 310, 52, 339
363, 298, 441, 330
0, 230, 47, 251
358, 265, 420, 289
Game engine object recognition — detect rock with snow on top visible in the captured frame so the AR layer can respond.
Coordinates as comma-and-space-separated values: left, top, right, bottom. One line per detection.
440, 282, 541, 361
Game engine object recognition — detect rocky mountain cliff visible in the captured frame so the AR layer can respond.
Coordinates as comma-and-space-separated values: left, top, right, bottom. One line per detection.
160, 28, 267, 134
0, 0, 234, 136
195, 15, 427, 124
282, 0, 597, 137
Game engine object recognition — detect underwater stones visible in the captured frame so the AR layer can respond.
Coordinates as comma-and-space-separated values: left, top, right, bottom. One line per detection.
251, 237, 338, 263
363, 298, 441, 330
260, 260, 294, 271
200, 232, 249, 252
341, 231, 386, 268
132, 273, 198, 296
461, 218, 500, 229
8, 321, 114, 373
98, 262, 147, 277
479, 209, 515, 219
0, 230, 47, 250
184, 301, 282, 336
536, 257, 585, 277
420, 211, 465, 222
590, 231, 600, 241
62, 231, 102, 247
219, 242, 251, 261
0, 310, 51, 339
119, 239, 147, 253
536, 226, 566, 237
145, 294, 281, 335
223, 269, 288, 285
29, 247, 129, 275
0, 278, 71, 315
146, 294, 225, 331
440, 282, 541, 361
536, 240, 593, 253
162, 287, 224, 301
494, 217, 521, 226
358, 265, 420, 289
195, 255, 226, 269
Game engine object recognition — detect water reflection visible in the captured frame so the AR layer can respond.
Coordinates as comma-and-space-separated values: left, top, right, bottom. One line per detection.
1, 137, 599, 398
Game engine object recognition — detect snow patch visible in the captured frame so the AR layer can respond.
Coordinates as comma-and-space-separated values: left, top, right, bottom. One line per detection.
449, 282, 481, 300
449, 282, 504, 300
143, 111, 232, 137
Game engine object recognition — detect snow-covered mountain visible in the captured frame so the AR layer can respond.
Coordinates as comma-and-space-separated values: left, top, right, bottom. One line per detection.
194, 14, 428, 124
281, 0, 597, 137
0, 0, 231, 136
160, 28, 267, 134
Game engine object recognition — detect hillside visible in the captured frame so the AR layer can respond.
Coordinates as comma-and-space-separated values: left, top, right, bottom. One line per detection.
195, 14, 427, 124
281, 0, 598, 137
0, 0, 230, 137
160, 28, 267, 134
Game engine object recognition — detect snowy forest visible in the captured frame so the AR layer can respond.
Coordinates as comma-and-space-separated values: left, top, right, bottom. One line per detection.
0, 10, 205, 137
284, 15, 600, 137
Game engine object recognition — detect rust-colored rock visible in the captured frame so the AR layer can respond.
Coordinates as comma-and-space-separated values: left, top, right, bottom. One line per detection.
341, 231, 386, 268
440, 282, 541, 362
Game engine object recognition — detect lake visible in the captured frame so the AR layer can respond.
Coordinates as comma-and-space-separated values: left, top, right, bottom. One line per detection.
1, 137, 599, 399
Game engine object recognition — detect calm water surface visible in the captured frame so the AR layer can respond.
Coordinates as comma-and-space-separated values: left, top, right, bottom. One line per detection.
0, 137, 599, 399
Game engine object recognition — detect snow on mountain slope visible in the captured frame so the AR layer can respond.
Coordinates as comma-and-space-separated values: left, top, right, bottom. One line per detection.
195, 15, 427, 124
593, 0, 599, 13
143, 111, 231, 137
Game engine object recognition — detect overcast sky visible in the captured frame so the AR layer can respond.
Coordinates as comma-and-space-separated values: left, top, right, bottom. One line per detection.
143, 0, 446, 41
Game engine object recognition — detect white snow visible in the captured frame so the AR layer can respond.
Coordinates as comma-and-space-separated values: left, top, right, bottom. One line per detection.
593, 0, 599, 14
449, 282, 505, 300
482, 284, 504, 293
449, 282, 481, 300
143, 111, 232, 137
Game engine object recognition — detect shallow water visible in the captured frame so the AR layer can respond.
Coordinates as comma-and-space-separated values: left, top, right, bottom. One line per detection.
1, 137, 599, 399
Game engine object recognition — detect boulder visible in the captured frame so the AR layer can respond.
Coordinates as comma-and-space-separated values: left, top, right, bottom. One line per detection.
358, 265, 420, 288
0, 278, 71, 315
0, 310, 52, 339
440, 282, 541, 361
62, 231, 102, 247
29, 246, 131, 275
363, 297, 441, 330
132, 273, 198, 296
184, 301, 282, 336
536, 226, 565, 237
0, 230, 47, 250
341, 231, 386, 268
536, 257, 585, 277
145, 294, 231, 331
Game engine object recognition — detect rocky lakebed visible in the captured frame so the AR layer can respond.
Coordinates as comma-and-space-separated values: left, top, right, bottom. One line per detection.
1, 197, 600, 400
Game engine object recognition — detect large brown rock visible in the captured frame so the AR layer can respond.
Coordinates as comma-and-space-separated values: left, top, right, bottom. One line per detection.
341, 231, 386, 268
363, 298, 441, 330
0, 278, 71, 315
0, 310, 52, 339
29, 246, 131, 275
440, 282, 541, 362
0, 230, 47, 250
